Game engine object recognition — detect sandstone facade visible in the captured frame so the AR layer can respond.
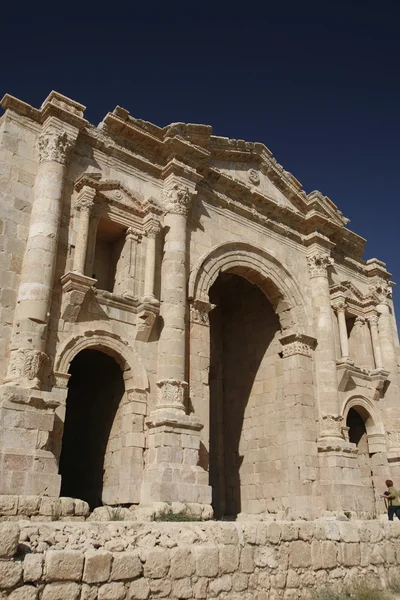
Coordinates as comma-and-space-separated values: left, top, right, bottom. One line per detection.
0, 91, 399, 519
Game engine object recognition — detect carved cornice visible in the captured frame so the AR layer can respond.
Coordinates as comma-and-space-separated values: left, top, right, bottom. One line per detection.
37, 130, 74, 165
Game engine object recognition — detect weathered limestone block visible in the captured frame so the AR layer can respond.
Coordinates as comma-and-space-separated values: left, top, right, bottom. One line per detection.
23, 554, 44, 582
208, 575, 232, 595
142, 548, 169, 578
169, 548, 195, 578
192, 546, 219, 577
98, 583, 126, 600
339, 542, 361, 567
83, 550, 112, 583
149, 579, 171, 597
288, 540, 312, 568
41, 582, 81, 600
219, 544, 240, 573
127, 578, 150, 600
172, 578, 192, 599
45, 550, 84, 581
0, 522, 20, 557
111, 552, 142, 581
8, 587, 38, 600
239, 546, 254, 573
254, 546, 278, 569
311, 539, 337, 570
0, 560, 23, 588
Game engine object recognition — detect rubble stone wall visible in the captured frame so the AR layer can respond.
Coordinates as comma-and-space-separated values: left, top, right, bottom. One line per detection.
0, 519, 400, 599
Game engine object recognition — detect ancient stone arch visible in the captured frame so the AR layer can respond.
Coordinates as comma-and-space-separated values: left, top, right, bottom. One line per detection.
188, 241, 311, 333
342, 395, 384, 436
54, 329, 149, 392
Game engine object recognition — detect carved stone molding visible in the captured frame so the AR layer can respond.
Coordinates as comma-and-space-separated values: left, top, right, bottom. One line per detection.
37, 130, 74, 165
6, 348, 50, 389
279, 333, 317, 358
320, 414, 344, 439
156, 379, 188, 411
162, 184, 193, 216
60, 272, 97, 322
135, 302, 159, 342
387, 430, 400, 451
368, 314, 379, 327
144, 218, 162, 238
190, 299, 215, 326
53, 371, 71, 389
307, 252, 334, 278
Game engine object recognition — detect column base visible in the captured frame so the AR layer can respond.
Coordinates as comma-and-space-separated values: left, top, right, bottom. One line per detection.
0, 385, 67, 497
141, 409, 212, 506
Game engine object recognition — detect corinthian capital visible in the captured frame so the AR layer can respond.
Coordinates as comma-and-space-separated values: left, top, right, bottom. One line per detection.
369, 281, 392, 305
76, 186, 96, 212
162, 184, 193, 216
37, 130, 74, 165
307, 252, 334, 278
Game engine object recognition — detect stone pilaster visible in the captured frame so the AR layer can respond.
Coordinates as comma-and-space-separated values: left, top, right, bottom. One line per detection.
142, 182, 211, 508
368, 314, 383, 370
306, 250, 342, 440
279, 333, 322, 519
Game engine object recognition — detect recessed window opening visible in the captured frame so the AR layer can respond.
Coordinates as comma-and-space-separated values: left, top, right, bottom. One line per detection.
92, 218, 126, 293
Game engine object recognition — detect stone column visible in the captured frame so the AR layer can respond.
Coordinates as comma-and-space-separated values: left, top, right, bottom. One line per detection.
142, 219, 161, 304
156, 184, 192, 411
333, 300, 350, 361
352, 316, 374, 369
142, 183, 212, 509
368, 314, 383, 370
72, 186, 95, 274
6, 127, 74, 388
307, 251, 343, 440
375, 284, 400, 430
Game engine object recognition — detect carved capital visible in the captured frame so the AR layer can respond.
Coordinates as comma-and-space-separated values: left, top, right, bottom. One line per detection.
126, 227, 142, 242
76, 186, 96, 212
368, 315, 379, 328
354, 316, 366, 326
37, 130, 74, 165
162, 184, 193, 216
320, 414, 344, 439
156, 379, 188, 411
387, 429, 400, 451
6, 348, 50, 389
332, 300, 346, 313
307, 253, 334, 278
369, 281, 392, 305
190, 300, 215, 326
144, 218, 162, 238
279, 333, 317, 358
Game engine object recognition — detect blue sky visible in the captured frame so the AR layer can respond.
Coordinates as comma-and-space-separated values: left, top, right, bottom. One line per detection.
2, 2, 399, 312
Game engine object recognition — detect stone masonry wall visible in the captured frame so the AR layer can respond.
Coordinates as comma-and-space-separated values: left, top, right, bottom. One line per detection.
0, 519, 400, 599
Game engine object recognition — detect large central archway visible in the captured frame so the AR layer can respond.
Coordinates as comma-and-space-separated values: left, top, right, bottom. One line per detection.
209, 273, 281, 517
59, 349, 125, 508
189, 241, 315, 519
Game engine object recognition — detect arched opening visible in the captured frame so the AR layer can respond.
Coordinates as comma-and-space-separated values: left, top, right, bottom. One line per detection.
209, 272, 281, 518
346, 406, 376, 515
59, 349, 125, 508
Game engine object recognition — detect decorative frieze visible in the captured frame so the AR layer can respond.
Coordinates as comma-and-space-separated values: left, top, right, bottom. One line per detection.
279, 333, 317, 358
37, 130, 74, 165
307, 252, 334, 278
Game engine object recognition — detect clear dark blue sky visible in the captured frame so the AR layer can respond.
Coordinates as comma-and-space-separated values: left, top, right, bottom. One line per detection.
1, 2, 399, 312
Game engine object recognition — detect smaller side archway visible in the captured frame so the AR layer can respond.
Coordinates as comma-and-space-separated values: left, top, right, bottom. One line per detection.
342, 396, 387, 517
53, 331, 149, 508
54, 329, 149, 392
